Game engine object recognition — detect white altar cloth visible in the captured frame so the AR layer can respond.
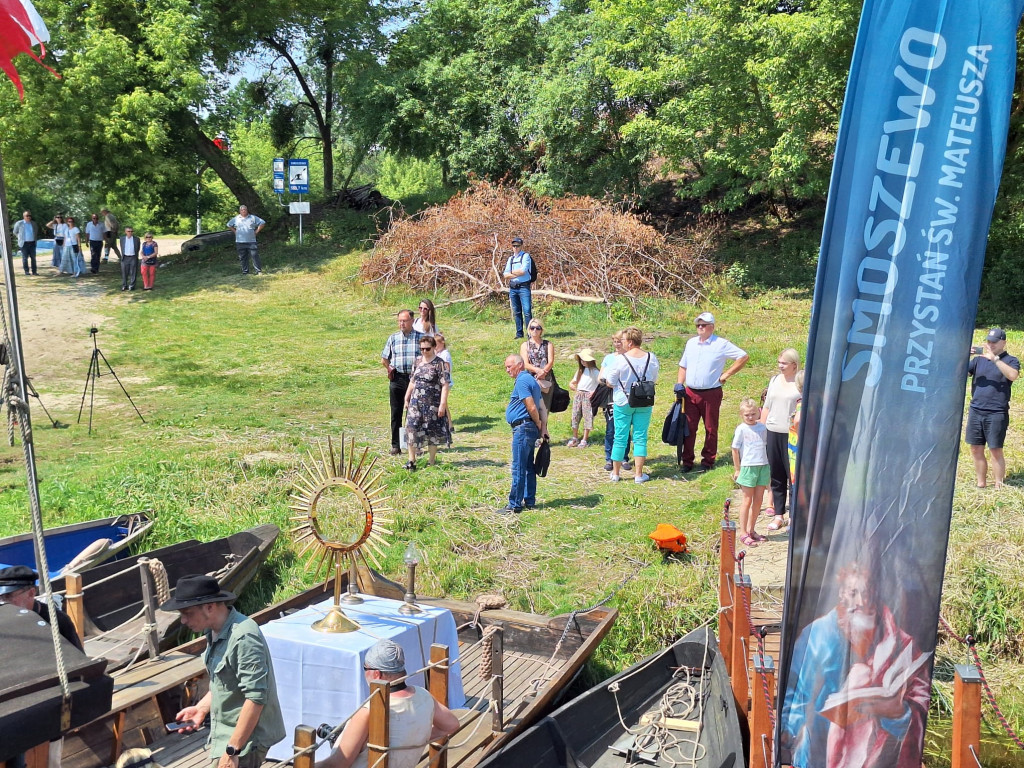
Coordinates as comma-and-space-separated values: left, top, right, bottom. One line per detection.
263, 594, 465, 761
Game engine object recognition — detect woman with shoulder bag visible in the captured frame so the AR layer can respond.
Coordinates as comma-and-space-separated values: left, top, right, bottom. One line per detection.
607, 326, 660, 484
760, 348, 801, 524
521, 318, 555, 412
140, 233, 159, 290
47, 214, 67, 271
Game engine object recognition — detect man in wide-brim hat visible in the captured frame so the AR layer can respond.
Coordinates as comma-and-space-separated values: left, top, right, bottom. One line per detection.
161, 575, 285, 768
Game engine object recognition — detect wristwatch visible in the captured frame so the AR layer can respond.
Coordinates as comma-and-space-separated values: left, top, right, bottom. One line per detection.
225, 745, 240, 757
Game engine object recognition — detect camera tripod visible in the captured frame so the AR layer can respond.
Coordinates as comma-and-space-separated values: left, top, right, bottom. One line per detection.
78, 328, 145, 434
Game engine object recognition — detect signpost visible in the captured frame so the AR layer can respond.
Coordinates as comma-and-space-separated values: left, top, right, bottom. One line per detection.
273, 158, 285, 196
287, 159, 309, 244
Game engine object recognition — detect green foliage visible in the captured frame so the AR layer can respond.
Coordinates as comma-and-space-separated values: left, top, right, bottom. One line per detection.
375, 154, 446, 200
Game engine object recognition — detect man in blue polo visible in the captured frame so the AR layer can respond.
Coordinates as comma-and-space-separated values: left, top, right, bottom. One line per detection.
503, 237, 533, 339
500, 354, 548, 514
675, 312, 748, 472
965, 327, 1019, 488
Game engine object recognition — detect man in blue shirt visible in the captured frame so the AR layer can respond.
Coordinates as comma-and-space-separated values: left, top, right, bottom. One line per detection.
12, 210, 38, 275
226, 205, 267, 275
500, 354, 548, 514
965, 328, 1019, 488
502, 237, 533, 339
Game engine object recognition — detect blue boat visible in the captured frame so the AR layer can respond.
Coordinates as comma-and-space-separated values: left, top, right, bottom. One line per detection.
0, 513, 153, 578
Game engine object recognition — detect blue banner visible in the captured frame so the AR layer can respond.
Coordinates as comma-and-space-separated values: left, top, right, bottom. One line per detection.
777, 2, 1024, 766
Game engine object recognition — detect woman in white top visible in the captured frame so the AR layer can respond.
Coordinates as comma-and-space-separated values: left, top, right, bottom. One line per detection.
315, 639, 460, 768
412, 299, 440, 336
760, 348, 801, 521
47, 214, 67, 270
606, 327, 660, 484
63, 216, 82, 277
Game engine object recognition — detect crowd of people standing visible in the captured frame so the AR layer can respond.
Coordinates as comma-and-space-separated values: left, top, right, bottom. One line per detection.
11, 208, 161, 290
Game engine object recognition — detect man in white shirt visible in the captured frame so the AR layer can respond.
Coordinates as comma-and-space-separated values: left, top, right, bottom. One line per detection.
85, 213, 106, 274
119, 227, 141, 291
226, 205, 267, 275
675, 312, 748, 472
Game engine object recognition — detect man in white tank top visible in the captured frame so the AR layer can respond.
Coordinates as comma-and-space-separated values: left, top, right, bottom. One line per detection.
315, 639, 460, 768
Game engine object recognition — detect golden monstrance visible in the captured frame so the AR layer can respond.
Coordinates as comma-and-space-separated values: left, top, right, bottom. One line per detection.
290, 436, 392, 632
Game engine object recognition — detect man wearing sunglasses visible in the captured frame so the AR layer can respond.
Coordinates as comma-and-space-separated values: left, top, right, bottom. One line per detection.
502, 237, 533, 338
675, 312, 748, 472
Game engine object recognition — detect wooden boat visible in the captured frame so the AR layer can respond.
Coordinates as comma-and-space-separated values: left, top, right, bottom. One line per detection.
60, 568, 618, 768
69, 523, 279, 671
475, 624, 745, 768
0, 513, 153, 578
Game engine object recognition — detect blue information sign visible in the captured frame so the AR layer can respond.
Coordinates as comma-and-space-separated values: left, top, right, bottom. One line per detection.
288, 158, 309, 194
273, 157, 285, 195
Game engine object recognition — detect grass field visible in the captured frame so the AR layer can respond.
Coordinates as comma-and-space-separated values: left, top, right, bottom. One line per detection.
1, 211, 1022, 764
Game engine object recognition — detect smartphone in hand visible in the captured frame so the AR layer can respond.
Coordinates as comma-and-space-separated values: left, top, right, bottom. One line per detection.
971, 345, 984, 355
165, 721, 192, 733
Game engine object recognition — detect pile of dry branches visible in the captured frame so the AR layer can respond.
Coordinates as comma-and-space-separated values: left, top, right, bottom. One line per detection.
362, 182, 717, 305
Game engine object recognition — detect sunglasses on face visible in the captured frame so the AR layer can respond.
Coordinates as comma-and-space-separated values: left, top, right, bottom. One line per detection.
420, 346, 432, 351
529, 326, 542, 331
696, 323, 709, 328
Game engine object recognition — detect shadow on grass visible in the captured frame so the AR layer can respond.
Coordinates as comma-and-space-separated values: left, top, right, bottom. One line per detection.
452, 415, 501, 433
454, 458, 507, 468
543, 494, 603, 509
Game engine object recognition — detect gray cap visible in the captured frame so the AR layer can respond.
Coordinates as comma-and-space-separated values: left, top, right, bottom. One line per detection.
364, 639, 405, 674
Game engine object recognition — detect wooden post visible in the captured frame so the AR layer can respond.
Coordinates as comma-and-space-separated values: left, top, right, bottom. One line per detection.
720, 574, 734, 677
719, 519, 736, 608
293, 725, 317, 768
952, 664, 982, 768
490, 626, 504, 733
138, 558, 161, 660
368, 680, 391, 768
731, 574, 752, 721
23, 743, 49, 768
750, 653, 776, 768
428, 644, 451, 768
64, 571, 85, 642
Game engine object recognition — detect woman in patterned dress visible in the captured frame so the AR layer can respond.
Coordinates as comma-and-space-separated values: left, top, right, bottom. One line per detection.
520, 318, 555, 412
403, 335, 451, 469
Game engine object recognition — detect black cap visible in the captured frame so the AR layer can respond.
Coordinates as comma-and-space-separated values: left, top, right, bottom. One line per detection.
159, 574, 235, 611
511, 237, 523, 244
0, 565, 38, 596
986, 328, 1007, 343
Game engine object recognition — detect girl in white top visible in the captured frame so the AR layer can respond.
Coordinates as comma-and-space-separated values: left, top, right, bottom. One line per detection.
760, 348, 801, 521
47, 214, 68, 270
732, 398, 769, 547
567, 348, 600, 447
412, 298, 440, 336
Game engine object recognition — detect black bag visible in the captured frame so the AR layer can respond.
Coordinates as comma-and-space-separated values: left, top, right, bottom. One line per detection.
534, 437, 551, 477
550, 371, 570, 413
623, 354, 656, 408
528, 255, 538, 283
144, 257, 158, 266
590, 384, 612, 414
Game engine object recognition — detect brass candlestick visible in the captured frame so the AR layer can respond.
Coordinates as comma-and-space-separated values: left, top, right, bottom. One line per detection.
340, 558, 364, 605
398, 542, 423, 615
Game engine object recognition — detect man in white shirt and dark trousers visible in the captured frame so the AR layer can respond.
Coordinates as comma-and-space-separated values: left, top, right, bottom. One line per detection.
227, 205, 267, 275
119, 227, 141, 291
675, 312, 749, 472
85, 213, 106, 274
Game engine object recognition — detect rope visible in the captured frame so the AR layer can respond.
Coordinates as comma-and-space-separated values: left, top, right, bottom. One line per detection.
939, 615, 1024, 751
147, 559, 170, 604
478, 625, 502, 681
469, 593, 506, 630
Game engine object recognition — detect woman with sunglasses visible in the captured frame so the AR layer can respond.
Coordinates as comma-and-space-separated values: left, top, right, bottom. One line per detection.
520, 319, 555, 412
413, 299, 440, 336
403, 335, 451, 470
46, 214, 67, 271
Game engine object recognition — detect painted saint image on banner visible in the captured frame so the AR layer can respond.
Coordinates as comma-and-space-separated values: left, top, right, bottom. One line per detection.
781, 561, 932, 768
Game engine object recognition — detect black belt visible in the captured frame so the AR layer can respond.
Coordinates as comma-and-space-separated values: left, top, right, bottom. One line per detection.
393, 370, 411, 377
509, 418, 532, 428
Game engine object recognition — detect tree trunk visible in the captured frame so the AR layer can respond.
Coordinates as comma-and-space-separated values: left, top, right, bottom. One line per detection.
322, 46, 335, 194
184, 117, 273, 222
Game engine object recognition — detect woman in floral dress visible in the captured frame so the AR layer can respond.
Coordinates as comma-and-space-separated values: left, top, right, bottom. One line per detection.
403, 335, 451, 469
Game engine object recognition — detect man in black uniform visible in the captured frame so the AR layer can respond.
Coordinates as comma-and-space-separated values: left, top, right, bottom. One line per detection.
965, 328, 1020, 488
0, 565, 83, 650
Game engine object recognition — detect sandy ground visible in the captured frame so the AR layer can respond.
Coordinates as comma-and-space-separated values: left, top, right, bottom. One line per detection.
730, 489, 791, 592
6, 236, 189, 407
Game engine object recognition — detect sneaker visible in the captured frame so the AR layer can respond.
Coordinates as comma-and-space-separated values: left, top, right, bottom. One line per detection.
566, 438, 578, 447
604, 461, 613, 471
495, 505, 522, 515
609, 473, 621, 482
634, 473, 650, 484
578, 440, 588, 449
622, 461, 632, 471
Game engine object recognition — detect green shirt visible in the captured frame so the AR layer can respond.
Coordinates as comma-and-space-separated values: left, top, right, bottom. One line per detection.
204, 608, 286, 757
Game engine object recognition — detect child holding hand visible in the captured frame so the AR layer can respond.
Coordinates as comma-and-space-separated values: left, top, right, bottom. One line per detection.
732, 398, 769, 547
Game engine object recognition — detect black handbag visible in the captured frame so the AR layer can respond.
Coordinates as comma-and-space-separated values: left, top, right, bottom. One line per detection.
550, 371, 570, 413
624, 354, 656, 408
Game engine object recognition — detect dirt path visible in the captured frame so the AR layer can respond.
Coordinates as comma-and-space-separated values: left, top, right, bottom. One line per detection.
6, 236, 189, 400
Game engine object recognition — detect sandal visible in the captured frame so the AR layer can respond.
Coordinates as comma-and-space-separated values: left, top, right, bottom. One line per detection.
566, 438, 578, 447
739, 534, 760, 548
762, 506, 776, 518
767, 516, 787, 531
751, 531, 767, 542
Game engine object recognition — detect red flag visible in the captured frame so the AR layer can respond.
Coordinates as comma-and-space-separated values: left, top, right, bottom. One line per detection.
0, 0, 57, 99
